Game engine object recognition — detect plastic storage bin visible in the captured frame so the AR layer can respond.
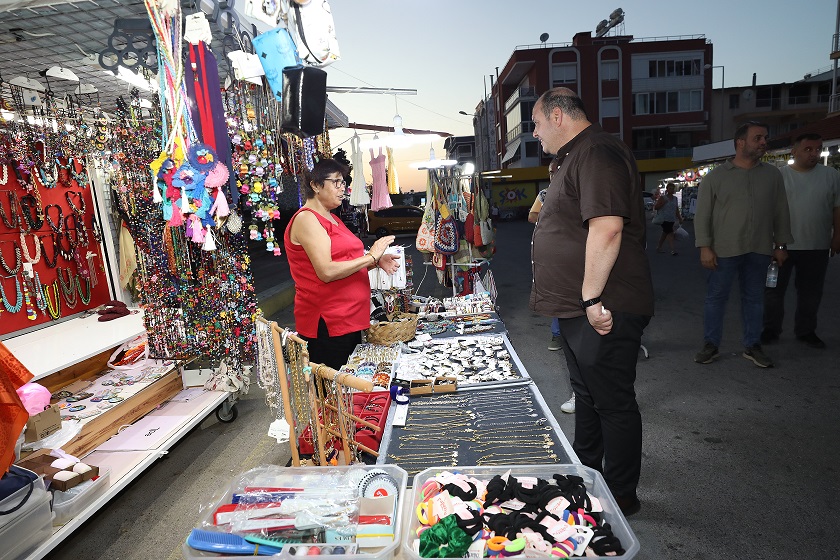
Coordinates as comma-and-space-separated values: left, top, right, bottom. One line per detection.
181, 464, 408, 560
403, 464, 640, 560
0, 475, 53, 560
52, 467, 111, 525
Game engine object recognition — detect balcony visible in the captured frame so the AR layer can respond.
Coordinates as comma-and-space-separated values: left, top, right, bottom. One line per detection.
633, 148, 693, 160
506, 121, 535, 144
505, 86, 537, 113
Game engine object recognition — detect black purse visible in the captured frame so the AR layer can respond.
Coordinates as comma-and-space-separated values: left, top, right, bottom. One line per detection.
281, 65, 327, 138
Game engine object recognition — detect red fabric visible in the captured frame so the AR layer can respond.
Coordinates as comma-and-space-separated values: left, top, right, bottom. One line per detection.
284, 208, 371, 338
0, 341, 34, 473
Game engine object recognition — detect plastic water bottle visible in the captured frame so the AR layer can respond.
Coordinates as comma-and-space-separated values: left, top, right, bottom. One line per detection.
766, 260, 779, 288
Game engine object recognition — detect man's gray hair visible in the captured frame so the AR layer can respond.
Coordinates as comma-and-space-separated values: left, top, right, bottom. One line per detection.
537, 87, 587, 120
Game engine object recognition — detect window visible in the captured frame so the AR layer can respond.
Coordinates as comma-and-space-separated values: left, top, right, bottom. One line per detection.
552, 63, 577, 86
524, 141, 539, 158
633, 90, 702, 114
457, 145, 473, 157
601, 60, 619, 81
633, 93, 649, 115
648, 57, 702, 78
601, 98, 620, 118
729, 93, 740, 109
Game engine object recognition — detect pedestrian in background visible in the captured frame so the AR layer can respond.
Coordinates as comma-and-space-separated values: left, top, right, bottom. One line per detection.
530, 87, 653, 515
693, 121, 792, 368
653, 183, 683, 255
762, 133, 840, 349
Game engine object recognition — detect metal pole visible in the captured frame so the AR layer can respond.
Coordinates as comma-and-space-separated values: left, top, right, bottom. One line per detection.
720, 66, 725, 139
833, 0, 840, 112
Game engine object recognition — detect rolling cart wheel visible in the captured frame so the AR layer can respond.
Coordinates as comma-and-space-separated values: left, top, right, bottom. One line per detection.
216, 403, 238, 423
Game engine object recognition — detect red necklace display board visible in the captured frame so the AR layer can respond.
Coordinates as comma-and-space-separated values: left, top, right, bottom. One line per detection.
0, 159, 110, 336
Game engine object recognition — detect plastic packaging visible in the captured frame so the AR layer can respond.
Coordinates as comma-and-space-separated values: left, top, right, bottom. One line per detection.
52, 468, 111, 525
20, 419, 83, 453
0, 474, 52, 560
766, 260, 779, 288
15, 382, 52, 416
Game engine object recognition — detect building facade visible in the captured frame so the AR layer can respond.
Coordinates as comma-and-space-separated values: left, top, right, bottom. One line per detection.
490, 32, 714, 173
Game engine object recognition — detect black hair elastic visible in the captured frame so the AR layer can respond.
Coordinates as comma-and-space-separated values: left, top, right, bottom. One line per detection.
482, 475, 514, 507
443, 481, 477, 502
454, 508, 483, 536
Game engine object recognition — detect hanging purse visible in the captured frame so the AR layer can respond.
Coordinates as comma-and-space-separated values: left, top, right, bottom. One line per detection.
289, 0, 341, 67
252, 27, 302, 102
434, 186, 459, 255
416, 201, 436, 254
281, 65, 327, 138
463, 190, 475, 244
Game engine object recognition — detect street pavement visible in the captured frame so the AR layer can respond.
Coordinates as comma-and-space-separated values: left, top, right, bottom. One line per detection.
45, 217, 840, 560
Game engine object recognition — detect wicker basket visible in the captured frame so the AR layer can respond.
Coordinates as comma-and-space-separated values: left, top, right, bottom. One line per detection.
365, 313, 418, 345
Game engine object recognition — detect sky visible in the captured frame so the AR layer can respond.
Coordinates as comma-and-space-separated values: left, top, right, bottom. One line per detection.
321, 0, 840, 192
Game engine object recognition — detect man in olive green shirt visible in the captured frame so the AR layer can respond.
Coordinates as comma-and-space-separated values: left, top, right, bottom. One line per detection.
694, 122, 792, 368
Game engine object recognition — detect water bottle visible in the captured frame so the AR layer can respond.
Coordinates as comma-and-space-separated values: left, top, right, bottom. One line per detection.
766, 260, 779, 288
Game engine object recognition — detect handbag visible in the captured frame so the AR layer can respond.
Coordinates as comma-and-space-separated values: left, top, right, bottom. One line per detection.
289, 0, 341, 67
281, 65, 327, 138
651, 210, 665, 225
0, 466, 37, 516
434, 189, 459, 255
252, 27, 302, 102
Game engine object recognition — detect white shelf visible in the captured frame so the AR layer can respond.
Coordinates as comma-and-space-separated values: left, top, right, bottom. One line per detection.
24, 389, 229, 560
3, 311, 145, 381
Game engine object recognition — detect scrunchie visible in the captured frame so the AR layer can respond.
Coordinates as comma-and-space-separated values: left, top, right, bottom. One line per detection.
419, 514, 473, 558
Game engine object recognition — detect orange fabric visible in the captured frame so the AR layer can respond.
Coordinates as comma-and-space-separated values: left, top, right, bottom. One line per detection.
0, 341, 33, 473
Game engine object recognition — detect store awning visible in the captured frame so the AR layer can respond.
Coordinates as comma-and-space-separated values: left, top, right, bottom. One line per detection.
501, 138, 522, 164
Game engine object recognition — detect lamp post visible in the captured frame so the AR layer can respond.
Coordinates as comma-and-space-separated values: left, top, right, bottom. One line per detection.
705, 64, 725, 141
460, 109, 487, 172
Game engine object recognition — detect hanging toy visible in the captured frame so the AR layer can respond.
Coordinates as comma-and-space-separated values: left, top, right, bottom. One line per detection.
188, 143, 218, 173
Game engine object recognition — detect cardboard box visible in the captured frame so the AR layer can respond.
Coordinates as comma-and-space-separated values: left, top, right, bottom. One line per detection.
432, 376, 457, 394
409, 379, 433, 396
409, 377, 457, 396
25, 404, 62, 442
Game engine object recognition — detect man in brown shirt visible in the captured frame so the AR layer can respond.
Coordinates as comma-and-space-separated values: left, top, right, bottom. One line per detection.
530, 87, 654, 516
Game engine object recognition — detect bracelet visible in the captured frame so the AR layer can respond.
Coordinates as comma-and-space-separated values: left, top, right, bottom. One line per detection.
366, 252, 377, 265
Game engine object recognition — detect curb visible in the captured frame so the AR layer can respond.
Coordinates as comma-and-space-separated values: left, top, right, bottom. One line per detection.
256, 280, 295, 317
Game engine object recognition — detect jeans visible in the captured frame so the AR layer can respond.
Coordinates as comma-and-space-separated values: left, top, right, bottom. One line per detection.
763, 250, 830, 337
551, 317, 561, 337
703, 252, 769, 349
558, 312, 650, 499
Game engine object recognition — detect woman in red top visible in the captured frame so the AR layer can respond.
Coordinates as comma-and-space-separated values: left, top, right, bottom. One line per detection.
284, 159, 400, 369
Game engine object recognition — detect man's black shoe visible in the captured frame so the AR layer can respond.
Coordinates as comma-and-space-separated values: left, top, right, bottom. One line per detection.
760, 330, 779, 344
614, 494, 641, 517
797, 332, 826, 349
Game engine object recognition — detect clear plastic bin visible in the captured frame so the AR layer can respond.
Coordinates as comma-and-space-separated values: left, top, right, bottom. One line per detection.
0, 475, 53, 560
52, 467, 111, 526
181, 464, 408, 560
403, 464, 640, 560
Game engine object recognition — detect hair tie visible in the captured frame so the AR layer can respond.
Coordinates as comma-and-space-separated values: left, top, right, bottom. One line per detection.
418, 514, 473, 558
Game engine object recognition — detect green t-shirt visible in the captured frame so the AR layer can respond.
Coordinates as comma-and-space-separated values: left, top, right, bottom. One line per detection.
780, 164, 840, 250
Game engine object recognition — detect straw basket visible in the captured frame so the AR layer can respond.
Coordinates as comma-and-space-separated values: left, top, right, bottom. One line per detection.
365, 313, 418, 345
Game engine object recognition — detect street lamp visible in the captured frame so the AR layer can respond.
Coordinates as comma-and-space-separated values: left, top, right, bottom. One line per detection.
705, 64, 725, 140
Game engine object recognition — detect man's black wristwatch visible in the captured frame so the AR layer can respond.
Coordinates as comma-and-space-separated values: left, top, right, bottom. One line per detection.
579, 296, 602, 310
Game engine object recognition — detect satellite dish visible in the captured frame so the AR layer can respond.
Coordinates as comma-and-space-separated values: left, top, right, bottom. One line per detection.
539, 33, 549, 43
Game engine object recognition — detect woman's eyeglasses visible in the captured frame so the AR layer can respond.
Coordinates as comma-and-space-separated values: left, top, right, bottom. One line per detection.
324, 178, 347, 189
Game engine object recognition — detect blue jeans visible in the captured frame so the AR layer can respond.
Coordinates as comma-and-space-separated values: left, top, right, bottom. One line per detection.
551, 317, 561, 337
703, 252, 769, 349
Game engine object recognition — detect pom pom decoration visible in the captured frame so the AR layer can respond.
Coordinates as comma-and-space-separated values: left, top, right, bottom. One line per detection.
188, 143, 218, 173
204, 162, 230, 190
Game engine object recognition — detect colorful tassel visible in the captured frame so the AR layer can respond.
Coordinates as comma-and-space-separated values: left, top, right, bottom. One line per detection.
202, 227, 216, 251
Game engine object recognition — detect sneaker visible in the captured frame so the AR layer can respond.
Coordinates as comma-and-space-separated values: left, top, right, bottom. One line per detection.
694, 342, 719, 364
560, 395, 575, 414
548, 336, 562, 351
796, 332, 826, 349
743, 345, 774, 368
760, 329, 779, 344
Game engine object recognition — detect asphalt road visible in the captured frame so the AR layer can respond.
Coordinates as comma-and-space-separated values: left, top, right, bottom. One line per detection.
45, 217, 840, 560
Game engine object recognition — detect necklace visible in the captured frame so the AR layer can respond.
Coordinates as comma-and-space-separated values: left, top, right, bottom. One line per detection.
19, 233, 41, 264
44, 204, 63, 233
31, 164, 57, 189
0, 191, 20, 230
18, 195, 44, 231
76, 275, 92, 305
65, 190, 86, 215
0, 242, 22, 274
0, 275, 23, 313
44, 280, 61, 319
32, 271, 46, 312
21, 278, 36, 320
39, 234, 59, 268
56, 233, 74, 262
0, 164, 7, 185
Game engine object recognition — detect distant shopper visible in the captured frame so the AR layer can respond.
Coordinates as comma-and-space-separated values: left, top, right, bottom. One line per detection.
530, 87, 653, 515
285, 159, 401, 369
653, 183, 683, 255
762, 133, 840, 349
693, 122, 792, 368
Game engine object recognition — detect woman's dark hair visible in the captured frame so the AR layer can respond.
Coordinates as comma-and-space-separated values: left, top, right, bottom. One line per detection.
302, 158, 350, 199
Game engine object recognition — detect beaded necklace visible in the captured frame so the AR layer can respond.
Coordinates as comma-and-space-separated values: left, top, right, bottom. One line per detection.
0, 191, 20, 230
38, 235, 59, 268
44, 204, 63, 233
0, 275, 23, 313
19, 233, 40, 265
65, 190, 86, 215
21, 278, 36, 320
0, 164, 8, 185
0, 242, 22, 275
31, 164, 56, 189
43, 280, 61, 319
76, 275, 91, 305
18, 195, 43, 231
31, 271, 46, 312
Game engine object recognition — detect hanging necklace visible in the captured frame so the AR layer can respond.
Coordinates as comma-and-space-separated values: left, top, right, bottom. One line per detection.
0, 275, 23, 313
44, 204, 63, 233
72, 159, 89, 189
44, 280, 61, 319
57, 267, 74, 296
64, 214, 79, 248
31, 165, 57, 189
18, 195, 44, 231
56, 232, 75, 262
21, 277, 36, 320
60, 273, 79, 308
31, 271, 46, 312
65, 190, 86, 215
0, 164, 8, 185
0, 191, 20, 230
39, 234, 59, 268
0, 242, 22, 275
76, 274, 91, 305
19, 233, 41, 265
